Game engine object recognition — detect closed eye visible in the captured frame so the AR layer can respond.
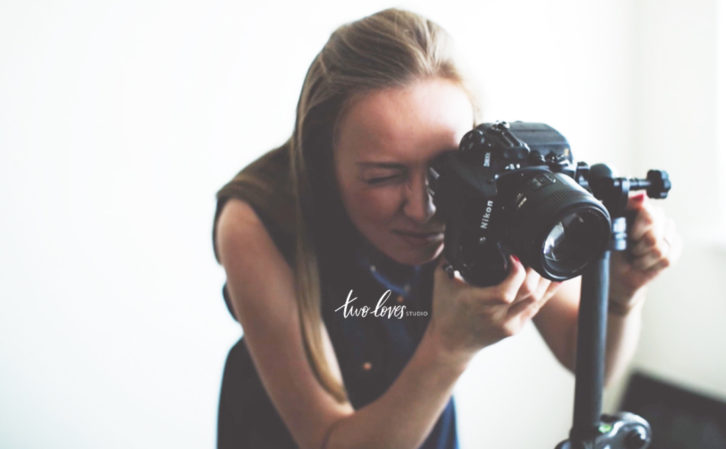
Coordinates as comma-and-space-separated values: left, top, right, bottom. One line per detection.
365, 174, 404, 185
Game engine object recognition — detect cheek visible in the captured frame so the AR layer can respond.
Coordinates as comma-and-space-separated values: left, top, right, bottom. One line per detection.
343, 186, 402, 228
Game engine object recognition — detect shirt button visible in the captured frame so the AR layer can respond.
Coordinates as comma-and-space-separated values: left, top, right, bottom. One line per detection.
362, 362, 372, 371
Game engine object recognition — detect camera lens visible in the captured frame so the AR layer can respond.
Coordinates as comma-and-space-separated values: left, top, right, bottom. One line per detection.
504, 172, 611, 281
542, 208, 608, 276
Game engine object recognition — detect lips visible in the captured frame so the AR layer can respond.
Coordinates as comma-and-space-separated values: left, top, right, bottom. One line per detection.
393, 229, 445, 247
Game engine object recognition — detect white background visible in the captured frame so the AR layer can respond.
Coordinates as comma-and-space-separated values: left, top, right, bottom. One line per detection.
1, 0, 724, 448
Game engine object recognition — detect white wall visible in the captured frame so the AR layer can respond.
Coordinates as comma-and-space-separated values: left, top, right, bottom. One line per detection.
0, 1, 721, 448
626, 0, 726, 401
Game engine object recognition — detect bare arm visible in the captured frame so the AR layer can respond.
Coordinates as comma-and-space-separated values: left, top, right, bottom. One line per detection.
217, 199, 352, 449
217, 198, 569, 448
216, 199, 471, 449
532, 276, 643, 385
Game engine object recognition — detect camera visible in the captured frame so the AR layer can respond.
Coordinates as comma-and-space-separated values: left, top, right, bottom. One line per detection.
430, 121, 671, 287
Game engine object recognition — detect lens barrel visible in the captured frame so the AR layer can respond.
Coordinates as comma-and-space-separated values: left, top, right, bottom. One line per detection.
501, 172, 611, 281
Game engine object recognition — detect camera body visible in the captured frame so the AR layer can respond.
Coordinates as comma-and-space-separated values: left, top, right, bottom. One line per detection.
431, 121, 664, 287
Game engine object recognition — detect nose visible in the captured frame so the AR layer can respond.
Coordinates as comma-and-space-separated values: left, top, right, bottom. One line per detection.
402, 171, 436, 224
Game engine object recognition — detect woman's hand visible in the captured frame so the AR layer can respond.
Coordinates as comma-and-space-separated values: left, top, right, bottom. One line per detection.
428, 255, 563, 360
609, 192, 682, 307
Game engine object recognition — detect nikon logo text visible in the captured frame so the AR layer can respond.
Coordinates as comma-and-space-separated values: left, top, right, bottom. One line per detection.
480, 200, 494, 230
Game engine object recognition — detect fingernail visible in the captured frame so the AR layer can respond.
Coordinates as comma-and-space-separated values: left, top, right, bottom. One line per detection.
632, 192, 646, 202
512, 254, 520, 263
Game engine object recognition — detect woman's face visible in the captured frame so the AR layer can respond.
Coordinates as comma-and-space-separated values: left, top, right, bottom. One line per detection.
334, 77, 474, 266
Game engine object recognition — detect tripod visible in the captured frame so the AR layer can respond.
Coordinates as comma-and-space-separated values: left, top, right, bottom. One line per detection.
555, 165, 671, 449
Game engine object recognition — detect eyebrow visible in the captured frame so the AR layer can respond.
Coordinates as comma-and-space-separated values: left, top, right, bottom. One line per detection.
355, 162, 406, 169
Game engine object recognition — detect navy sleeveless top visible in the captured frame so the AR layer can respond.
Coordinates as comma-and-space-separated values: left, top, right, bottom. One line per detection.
216, 242, 459, 449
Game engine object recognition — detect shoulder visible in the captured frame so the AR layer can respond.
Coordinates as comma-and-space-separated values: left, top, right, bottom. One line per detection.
217, 198, 263, 236
215, 199, 280, 268
212, 147, 296, 264
215, 197, 296, 325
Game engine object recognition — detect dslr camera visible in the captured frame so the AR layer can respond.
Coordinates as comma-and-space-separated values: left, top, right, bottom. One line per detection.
431, 121, 670, 287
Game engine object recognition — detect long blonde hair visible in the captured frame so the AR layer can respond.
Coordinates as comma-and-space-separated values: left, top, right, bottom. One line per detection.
215, 8, 477, 403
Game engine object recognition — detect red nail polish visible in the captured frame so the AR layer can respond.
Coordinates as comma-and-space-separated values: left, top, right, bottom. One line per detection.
632, 192, 646, 202
512, 254, 520, 263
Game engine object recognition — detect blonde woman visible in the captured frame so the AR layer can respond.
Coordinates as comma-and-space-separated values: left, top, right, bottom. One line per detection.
212, 8, 678, 449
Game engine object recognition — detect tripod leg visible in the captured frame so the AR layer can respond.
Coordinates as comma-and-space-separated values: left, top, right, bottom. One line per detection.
571, 252, 609, 441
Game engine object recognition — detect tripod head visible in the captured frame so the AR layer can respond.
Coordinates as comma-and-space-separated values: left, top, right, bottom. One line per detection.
555, 412, 651, 449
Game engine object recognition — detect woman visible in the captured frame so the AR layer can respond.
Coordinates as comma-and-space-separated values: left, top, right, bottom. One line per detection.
212, 8, 679, 449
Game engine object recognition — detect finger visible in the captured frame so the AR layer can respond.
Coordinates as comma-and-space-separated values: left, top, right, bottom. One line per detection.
495, 255, 527, 304
633, 211, 679, 255
532, 276, 553, 301
533, 278, 563, 310
631, 249, 669, 271
626, 192, 647, 211
632, 258, 670, 277
544, 281, 562, 298
506, 295, 538, 318
513, 268, 542, 304
629, 201, 665, 243
630, 225, 662, 257
521, 272, 554, 310
542, 281, 563, 300
633, 222, 681, 271
508, 279, 556, 319
633, 214, 678, 265
627, 192, 649, 240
